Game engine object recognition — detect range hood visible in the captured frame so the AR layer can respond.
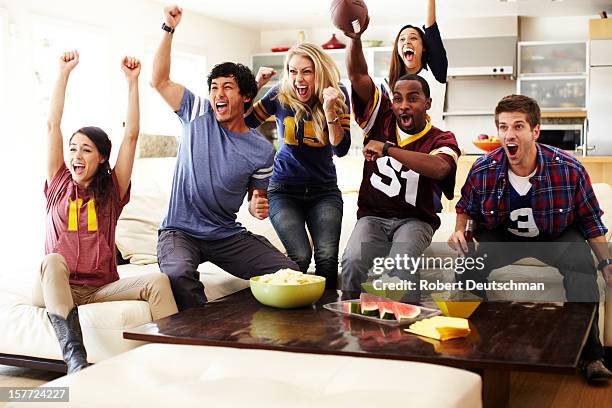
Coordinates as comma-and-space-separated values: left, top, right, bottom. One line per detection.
444, 36, 517, 78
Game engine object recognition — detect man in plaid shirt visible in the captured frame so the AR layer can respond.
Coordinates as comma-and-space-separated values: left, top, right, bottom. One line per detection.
449, 94, 612, 382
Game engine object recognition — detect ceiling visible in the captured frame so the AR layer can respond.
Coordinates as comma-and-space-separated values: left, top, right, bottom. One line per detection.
174, 0, 612, 30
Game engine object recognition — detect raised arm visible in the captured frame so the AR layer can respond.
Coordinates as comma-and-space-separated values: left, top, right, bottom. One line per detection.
255, 67, 277, 91
344, 15, 373, 103
114, 57, 141, 201
426, 0, 437, 28
150, 4, 185, 111
47, 51, 79, 183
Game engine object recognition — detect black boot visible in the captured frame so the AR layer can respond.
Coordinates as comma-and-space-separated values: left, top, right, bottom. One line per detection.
48, 307, 89, 374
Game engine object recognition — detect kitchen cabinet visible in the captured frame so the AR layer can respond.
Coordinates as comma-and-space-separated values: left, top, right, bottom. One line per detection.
252, 47, 391, 84
587, 39, 612, 155
517, 41, 588, 111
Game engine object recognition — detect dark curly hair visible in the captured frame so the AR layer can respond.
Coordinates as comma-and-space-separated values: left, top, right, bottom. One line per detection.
207, 62, 258, 100
70, 126, 113, 206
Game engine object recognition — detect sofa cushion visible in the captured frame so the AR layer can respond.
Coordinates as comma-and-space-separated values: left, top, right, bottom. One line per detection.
116, 193, 168, 265
0, 262, 249, 363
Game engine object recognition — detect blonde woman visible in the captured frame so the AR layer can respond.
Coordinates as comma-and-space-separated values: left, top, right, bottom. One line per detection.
246, 43, 351, 289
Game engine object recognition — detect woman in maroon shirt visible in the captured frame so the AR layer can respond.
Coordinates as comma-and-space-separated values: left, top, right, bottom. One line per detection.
33, 51, 178, 374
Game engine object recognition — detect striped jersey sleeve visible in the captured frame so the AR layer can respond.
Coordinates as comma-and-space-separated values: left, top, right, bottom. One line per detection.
245, 85, 279, 128
351, 78, 387, 138
248, 149, 274, 191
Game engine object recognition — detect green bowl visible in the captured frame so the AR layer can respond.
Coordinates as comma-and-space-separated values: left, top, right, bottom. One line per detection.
250, 275, 326, 309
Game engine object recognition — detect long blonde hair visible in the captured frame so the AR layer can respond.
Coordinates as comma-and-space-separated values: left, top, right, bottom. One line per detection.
278, 43, 347, 144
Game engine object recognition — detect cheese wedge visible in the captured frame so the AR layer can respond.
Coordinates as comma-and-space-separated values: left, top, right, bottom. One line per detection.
405, 316, 470, 341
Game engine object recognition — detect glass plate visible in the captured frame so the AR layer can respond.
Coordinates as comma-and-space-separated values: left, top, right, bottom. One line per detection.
323, 300, 441, 327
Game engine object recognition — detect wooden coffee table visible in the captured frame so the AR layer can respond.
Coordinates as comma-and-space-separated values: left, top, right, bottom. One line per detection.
124, 289, 595, 408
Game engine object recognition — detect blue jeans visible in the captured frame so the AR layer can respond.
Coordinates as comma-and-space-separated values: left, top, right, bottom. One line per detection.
268, 182, 343, 289
341, 216, 434, 301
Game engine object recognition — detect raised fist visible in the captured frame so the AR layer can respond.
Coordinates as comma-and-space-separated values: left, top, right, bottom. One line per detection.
59, 50, 79, 74
249, 189, 269, 220
256, 67, 277, 90
121, 56, 141, 80
322, 86, 340, 115
164, 5, 183, 28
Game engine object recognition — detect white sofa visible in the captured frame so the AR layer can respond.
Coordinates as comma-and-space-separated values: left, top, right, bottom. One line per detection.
0, 155, 610, 367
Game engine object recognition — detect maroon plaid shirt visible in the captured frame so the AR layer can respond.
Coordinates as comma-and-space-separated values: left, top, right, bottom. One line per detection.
456, 143, 607, 239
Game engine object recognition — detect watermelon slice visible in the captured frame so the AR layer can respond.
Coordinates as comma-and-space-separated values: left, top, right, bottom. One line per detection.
342, 302, 361, 314
392, 302, 421, 320
379, 303, 396, 320
360, 293, 420, 321
360, 302, 379, 316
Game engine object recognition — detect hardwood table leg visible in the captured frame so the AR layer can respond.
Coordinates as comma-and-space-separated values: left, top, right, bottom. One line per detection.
481, 369, 510, 408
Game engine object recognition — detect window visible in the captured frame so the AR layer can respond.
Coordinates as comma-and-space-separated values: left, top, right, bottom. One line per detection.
31, 16, 113, 133
142, 47, 206, 136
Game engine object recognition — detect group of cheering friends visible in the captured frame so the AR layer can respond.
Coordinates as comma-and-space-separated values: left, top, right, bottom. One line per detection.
35, 1, 612, 382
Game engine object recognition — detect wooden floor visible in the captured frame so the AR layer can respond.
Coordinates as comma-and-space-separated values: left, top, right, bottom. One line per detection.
0, 364, 610, 407
509, 371, 611, 408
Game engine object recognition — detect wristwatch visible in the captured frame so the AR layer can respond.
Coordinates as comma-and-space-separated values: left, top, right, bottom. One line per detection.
597, 258, 612, 271
327, 116, 339, 125
382, 141, 391, 156
162, 23, 175, 34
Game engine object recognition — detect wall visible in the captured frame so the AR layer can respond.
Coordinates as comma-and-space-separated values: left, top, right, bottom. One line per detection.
259, 16, 518, 52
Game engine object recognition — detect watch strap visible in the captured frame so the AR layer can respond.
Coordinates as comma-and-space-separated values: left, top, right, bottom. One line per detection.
382, 141, 391, 156
162, 23, 175, 34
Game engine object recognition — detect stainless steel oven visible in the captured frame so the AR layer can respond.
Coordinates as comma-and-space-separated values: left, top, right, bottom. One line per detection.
539, 124, 585, 154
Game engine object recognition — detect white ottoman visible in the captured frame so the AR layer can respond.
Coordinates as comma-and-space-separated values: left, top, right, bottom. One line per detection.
15, 343, 482, 408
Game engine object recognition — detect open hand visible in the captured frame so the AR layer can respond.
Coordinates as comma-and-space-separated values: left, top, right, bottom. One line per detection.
121, 56, 141, 80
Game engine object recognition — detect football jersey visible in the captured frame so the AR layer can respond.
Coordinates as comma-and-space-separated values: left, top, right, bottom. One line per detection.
353, 80, 460, 230
245, 84, 351, 185
505, 169, 541, 238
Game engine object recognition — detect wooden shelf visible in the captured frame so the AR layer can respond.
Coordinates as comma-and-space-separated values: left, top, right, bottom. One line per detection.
541, 111, 587, 118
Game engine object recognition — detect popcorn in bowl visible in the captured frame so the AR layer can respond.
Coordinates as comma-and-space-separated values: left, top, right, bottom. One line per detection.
257, 269, 325, 285
250, 269, 326, 308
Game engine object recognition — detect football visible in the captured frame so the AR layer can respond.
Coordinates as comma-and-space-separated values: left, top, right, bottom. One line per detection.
330, 0, 369, 35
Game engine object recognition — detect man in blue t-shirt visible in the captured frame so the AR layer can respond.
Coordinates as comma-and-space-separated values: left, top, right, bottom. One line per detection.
151, 5, 297, 310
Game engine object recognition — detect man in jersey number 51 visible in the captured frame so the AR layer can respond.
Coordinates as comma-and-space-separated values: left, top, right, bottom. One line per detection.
341, 29, 460, 302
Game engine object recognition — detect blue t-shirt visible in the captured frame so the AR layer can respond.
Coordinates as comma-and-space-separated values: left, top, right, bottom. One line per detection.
160, 88, 274, 240
245, 84, 351, 185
